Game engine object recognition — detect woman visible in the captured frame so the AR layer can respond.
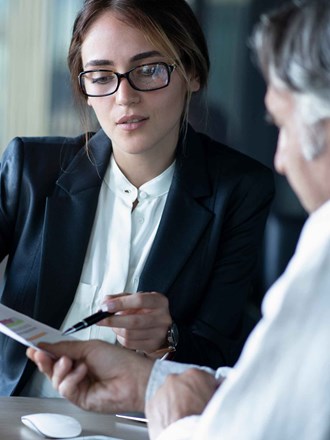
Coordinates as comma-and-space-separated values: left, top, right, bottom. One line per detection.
0, 0, 274, 396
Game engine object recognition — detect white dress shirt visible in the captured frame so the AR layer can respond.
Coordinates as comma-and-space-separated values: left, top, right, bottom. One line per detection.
22, 156, 175, 397
147, 199, 330, 440
60, 156, 175, 341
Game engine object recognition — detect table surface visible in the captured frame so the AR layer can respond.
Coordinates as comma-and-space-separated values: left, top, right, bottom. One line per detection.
0, 397, 149, 440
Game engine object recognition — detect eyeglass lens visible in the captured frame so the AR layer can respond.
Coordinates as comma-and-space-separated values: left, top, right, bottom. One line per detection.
80, 63, 173, 97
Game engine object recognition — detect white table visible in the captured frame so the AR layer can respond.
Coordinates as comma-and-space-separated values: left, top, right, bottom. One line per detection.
0, 397, 149, 439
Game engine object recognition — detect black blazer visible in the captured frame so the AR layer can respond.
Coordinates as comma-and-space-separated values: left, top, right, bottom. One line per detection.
0, 126, 274, 395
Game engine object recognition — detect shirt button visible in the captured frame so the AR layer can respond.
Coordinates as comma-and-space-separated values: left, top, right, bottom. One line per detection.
139, 191, 147, 200
138, 216, 144, 224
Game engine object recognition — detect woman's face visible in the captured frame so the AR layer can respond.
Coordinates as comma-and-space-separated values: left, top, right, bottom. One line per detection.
81, 11, 199, 164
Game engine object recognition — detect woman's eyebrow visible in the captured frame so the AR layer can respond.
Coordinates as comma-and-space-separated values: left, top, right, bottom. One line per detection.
130, 50, 163, 62
84, 51, 163, 69
84, 59, 113, 68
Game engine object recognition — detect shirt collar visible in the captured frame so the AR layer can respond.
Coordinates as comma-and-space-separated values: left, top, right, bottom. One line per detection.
104, 155, 175, 202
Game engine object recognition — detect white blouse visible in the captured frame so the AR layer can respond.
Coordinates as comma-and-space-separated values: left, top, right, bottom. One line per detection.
22, 155, 175, 397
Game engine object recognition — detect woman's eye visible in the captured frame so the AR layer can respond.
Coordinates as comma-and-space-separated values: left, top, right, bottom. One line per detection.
91, 74, 116, 84
139, 65, 157, 76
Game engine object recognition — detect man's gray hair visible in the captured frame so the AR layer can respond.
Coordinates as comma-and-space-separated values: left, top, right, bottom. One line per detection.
251, 0, 330, 159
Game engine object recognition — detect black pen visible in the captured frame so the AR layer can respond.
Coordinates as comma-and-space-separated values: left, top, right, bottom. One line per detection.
62, 310, 113, 336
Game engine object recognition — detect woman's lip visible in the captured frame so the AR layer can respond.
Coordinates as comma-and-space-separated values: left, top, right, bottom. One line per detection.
116, 117, 149, 131
116, 115, 148, 125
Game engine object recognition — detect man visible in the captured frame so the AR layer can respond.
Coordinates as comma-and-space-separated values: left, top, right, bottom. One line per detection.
27, 0, 330, 438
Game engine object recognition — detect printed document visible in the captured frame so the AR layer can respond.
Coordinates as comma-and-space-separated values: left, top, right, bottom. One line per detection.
0, 304, 73, 349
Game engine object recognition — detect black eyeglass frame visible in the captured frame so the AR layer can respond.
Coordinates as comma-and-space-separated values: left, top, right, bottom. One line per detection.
78, 62, 177, 97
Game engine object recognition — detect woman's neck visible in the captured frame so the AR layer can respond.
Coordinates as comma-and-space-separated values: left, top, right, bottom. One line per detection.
112, 149, 176, 188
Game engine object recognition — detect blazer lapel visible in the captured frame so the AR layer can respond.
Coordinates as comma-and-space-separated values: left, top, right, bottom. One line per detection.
35, 127, 213, 325
139, 127, 213, 294
35, 130, 112, 328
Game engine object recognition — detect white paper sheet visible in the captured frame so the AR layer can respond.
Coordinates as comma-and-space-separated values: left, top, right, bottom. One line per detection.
0, 303, 74, 349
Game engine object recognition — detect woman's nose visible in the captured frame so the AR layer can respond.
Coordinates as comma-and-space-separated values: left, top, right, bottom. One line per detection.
115, 77, 140, 106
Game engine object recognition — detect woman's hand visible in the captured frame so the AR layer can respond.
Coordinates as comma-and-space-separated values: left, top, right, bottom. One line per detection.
26, 340, 153, 413
99, 291, 172, 354
146, 368, 219, 440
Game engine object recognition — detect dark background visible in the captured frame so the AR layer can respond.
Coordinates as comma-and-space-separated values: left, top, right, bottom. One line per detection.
189, 0, 307, 304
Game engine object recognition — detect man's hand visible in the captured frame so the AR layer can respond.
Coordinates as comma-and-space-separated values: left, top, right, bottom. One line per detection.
100, 291, 172, 354
27, 340, 153, 413
146, 368, 219, 440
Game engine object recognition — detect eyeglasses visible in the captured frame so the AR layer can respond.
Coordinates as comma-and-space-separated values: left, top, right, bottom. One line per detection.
78, 62, 177, 97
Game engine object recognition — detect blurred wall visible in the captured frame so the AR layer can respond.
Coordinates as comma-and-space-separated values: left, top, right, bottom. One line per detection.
0, 0, 83, 150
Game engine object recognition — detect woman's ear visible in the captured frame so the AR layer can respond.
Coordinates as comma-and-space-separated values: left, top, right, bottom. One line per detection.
189, 76, 200, 93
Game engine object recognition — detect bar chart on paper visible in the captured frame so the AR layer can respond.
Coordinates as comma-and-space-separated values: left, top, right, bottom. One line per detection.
0, 304, 74, 348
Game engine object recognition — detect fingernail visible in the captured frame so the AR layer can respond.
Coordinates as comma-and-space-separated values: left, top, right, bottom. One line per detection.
101, 302, 116, 312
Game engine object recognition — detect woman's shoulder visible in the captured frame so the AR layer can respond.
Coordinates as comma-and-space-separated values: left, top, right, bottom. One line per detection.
5, 133, 87, 153
186, 127, 274, 181
199, 131, 270, 172
192, 130, 275, 205
1, 132, 93, 170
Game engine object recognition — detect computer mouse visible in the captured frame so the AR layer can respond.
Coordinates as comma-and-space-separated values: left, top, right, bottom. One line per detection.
21, 412, 82, 438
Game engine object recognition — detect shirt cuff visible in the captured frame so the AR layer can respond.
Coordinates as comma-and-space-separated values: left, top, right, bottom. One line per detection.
146, 359, 218, 401
155, 416, 200, 440
214, 366, 232, 383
